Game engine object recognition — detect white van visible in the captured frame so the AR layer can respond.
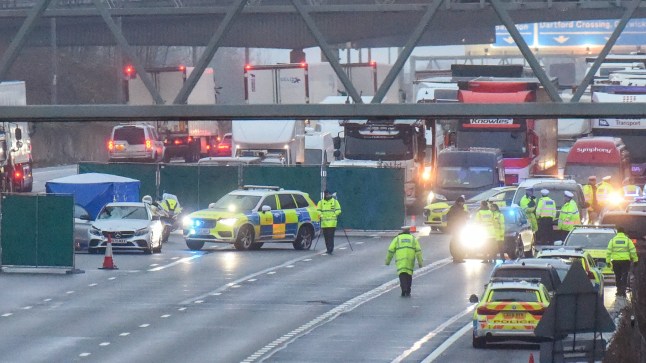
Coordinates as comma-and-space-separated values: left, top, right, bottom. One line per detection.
304, 130, 334, 166
108, 123, 165, 162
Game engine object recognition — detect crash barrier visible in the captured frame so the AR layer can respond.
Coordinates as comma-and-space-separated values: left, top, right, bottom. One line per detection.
78, 162, 157, 199
78, 162, 405, 230
0, 194, 80, 273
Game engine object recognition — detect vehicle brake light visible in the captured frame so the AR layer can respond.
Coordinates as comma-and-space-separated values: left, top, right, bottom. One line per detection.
13, 170, 22, 180
206, 145, 211, 150
476, 307, 500, 315
369, 60, 377, 67
179, 65, 186, 72
108, 140, 114, 151
505, 174, 519, 185
299, 62, 307, 68
174, 139, 182, 145
218, 144, 230, 150
188, 136, 193, 143
145, 139, 152, 150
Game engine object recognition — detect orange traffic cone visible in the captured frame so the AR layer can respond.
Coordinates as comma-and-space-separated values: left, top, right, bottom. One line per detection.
528, 353, 535, 363
99, 235, 118, 270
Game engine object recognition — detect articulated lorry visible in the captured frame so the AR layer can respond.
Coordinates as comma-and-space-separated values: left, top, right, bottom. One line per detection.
125, 65, 220, 162
0, 81, 33, 192
330, 118, 427, 206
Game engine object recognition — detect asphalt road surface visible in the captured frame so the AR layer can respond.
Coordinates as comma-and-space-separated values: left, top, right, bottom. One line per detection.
0, 165, 620, 362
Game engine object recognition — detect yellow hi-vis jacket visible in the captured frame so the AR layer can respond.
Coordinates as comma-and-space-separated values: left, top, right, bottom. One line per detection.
582, 184, 595, 208
558, 200, 581, 232
606, 232, 638, 264
317, 198, 341, 228
475, 209, 495, 237
596, 181, 613, 205
161, 198, 179, 213
492, 210, 505, 242
520, 195, 538, 232
386, 233, 423, 275
536, 197, 557, 219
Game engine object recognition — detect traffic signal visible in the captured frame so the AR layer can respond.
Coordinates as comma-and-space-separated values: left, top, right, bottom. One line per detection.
123, 65, 137, 80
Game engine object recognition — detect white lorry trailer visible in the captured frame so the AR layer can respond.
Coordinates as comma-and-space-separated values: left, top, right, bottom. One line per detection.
125, 65, 220, 162
0, 81, 33, 192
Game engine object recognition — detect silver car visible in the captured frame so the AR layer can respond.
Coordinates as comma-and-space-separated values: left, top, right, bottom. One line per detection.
74, 204, 92, 251
88, 202, 164, 254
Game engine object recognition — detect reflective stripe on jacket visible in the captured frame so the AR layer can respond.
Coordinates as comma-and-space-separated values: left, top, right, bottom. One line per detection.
536, 197, 557, 219
317, 198, 341, 228
475, 209, 495, 236
558, 200, 580, 232
606, 232, 638, 263
596, 181, 613, 203
385, 233, 423, 275
492, 210, 505, 242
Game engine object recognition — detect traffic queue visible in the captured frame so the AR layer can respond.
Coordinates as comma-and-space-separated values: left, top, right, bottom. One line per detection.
422, 170, 645, 348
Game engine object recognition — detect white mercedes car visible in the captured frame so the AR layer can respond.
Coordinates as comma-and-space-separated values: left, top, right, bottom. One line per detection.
88, 202, 164, 254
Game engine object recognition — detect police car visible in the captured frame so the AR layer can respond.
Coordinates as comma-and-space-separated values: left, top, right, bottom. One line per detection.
536, 246, 605, 294
470, 278, 550, 348
560, 225, 616, 283
183, 186, 321, 251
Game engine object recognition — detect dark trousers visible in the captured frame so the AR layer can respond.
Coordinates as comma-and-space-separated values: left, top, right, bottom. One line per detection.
536, 217, 554, 246
497, 240, 505, 260
613, 260, 632, 296
399, 273, 412, 296
322, 227, 335, 253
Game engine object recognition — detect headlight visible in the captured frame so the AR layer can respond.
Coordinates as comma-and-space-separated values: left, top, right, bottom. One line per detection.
458, 223, 489, 249
435, 193, 447, 201
183, 216, 193, 227
426, 191, 435, 204
90, 226, 102, 236
134, 228, 150, 236
219, 218, 238, 226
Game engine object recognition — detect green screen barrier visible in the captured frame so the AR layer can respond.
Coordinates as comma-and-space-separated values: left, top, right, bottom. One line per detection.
197, 166, 239, 210
326, 168, 405, 230
159, 164, 200, 213
1, 194, 74, 269
243, 165, 322, 202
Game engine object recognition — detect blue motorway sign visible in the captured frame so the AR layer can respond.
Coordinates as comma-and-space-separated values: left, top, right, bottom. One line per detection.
494, 24, 534, 47
495, 19, 646, 47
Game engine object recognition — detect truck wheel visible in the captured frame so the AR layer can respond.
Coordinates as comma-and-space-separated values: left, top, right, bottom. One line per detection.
234, 226, 255, 250
186, 240, 205, 251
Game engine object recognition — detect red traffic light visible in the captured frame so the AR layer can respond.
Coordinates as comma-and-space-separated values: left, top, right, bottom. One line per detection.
123, 65, 137, 80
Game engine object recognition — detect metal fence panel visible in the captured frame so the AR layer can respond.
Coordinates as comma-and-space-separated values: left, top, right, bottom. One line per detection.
78, 162, 157, 199
159, 164, 199, 212
243, 166, 322, 202
197, 165, 239, 210
1, 194, 74, 269
326, 168, 405, 230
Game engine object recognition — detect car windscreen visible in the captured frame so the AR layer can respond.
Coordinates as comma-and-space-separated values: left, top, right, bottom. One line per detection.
600, 214, 646, 240
437, 166, 494, 189
98, 206, 148, 220
565, 232, 615, 249
492, 268, 556, 291
113, 127, 145, 145
490, 289, 539, 303
212, 194, 261, 213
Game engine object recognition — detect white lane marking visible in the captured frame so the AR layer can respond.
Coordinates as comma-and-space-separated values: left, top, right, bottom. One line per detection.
421, 322, 472, 363
241, 257, 453, 363
66, 291, 75, 294
171, 257, 180, 260
180, 251, 325, 305
139, 324, 150, 328
285, 265, 294, 268
89, 283, 98, 287
148, 255, 202, 272
43, 298, 52, 302
267, 271, 276, 275
2, 313, 12, 317
232, 285, 241, 288
391, 305, 475, 363
150, 264, 159, 267
178, 307, 187, 311
357, 241, 365, 244
79, 353, 91, 357
247, 279, 257, 282
211, 292, 222, 296
119, 332, 130, 337
108, 277, 116, 280
303, 259, 312, 262
99, 342, 110, 347
161, 314, 171, 318
194, 300, 204, 304
339, 247, 347, 250
23, 306, 32, 310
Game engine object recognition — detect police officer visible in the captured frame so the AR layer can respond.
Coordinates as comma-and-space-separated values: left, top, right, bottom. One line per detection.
519, 187, 537, 232
317, 190, 342, 255
475, 200, 495, 261
597, 175, 614, 209
386, 226, 423, 297
582, 176, 598, 224
160, 193, 182, 216
536, 189, 557, 246
490, 202, 505, 261
557, 191, 580, 242
606, 226, 639, 297
446, 196, 469, 234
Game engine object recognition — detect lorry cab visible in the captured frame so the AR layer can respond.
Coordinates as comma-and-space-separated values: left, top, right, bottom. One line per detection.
431, 147, 505, 202
564, 136, 631, 187
304, 129, 334, 166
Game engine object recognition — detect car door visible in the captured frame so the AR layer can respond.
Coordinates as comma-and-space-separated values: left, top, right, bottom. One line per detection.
74, 204, 92, 251
277, 193, 298, 239
258, 194, 278, 240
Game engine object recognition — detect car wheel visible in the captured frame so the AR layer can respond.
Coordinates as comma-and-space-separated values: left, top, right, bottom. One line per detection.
507, 236, 524, 259
449, 238, 464, 262
234, 225, 255, 251
249, 242, 264, 250
186, 240, 205, 251
293, 225, 314, 250
472, 335, 486, 349
144, 241, 153, 254
153, 238, 162, 253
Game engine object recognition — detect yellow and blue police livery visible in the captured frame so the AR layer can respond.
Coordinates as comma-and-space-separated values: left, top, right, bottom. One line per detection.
183, 185, 321, 251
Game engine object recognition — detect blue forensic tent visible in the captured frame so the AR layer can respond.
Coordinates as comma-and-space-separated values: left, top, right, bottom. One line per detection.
45, 173, 140, 219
